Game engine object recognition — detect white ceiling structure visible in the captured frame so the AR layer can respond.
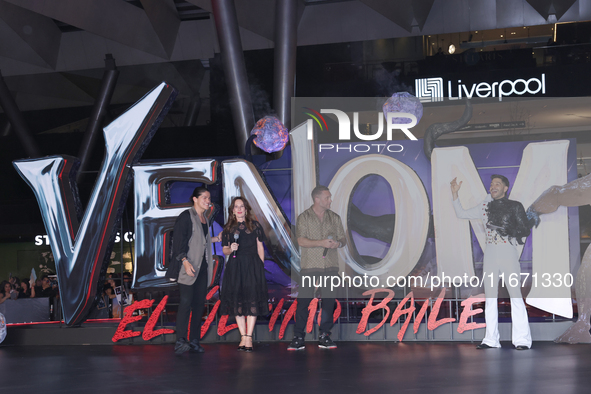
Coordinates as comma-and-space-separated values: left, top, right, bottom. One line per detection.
0, 0, 589, 113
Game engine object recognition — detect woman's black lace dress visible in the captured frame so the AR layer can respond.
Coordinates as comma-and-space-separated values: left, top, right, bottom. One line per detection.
220, 221, 269, 316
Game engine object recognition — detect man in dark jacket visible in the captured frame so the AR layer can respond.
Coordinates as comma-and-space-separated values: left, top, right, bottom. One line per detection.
451, 174, 533, 350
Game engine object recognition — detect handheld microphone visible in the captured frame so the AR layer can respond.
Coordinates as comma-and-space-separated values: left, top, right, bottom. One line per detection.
232, 233, 239, 258
323, 235, 333, 258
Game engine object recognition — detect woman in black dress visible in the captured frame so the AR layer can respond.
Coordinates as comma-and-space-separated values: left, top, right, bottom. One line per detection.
220, 196, 268, 352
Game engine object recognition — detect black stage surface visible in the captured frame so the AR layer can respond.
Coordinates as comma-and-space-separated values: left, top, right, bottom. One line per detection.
0, 341, 589, 393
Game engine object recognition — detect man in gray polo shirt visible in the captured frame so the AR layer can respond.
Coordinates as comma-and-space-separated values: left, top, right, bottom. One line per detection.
288, 185, 346, 351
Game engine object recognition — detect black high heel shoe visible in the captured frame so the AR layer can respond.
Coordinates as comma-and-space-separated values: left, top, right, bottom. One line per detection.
244, 334, 253, 352
238, 335, 246, 351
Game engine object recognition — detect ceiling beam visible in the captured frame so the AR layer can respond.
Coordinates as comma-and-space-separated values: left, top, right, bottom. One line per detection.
187, 0, 281, 41
0, 0, 61, 68
139, 0, 181, 58
5, 0, 173, 59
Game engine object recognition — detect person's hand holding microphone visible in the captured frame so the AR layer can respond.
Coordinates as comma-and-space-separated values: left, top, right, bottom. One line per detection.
322, 235, 341, 257
231, 233, 239, 258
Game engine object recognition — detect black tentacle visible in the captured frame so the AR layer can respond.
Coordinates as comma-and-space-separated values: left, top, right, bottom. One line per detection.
423, 100, 473, 160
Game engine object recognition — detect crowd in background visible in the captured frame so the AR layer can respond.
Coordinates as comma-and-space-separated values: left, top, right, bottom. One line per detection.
89, 272, 135, 319
1, 271, 137, 321
0, 275, 58, 304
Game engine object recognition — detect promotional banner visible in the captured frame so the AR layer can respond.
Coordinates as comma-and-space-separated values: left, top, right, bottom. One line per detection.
13, 89, 585, 343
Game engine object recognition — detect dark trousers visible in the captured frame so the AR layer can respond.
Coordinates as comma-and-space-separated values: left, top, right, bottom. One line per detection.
294, 296, 336, 338
176, 260, 208, 342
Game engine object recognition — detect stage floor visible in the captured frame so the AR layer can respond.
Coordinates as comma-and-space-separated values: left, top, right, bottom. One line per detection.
1, 341, 589, 393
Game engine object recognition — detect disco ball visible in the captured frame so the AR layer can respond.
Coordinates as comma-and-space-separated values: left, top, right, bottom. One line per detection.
383, 92, 423, 125
250, 116, 289, 153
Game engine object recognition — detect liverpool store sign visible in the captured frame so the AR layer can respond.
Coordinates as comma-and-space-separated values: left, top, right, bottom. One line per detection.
415, 74, 546, 102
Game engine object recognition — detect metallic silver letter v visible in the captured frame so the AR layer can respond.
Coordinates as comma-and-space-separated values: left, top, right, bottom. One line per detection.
13, 82, 177, 326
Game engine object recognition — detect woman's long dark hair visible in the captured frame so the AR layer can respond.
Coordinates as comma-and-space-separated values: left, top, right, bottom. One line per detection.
21, 281, 30, 296
1, 280, 11, 296
223, 196, 254, 233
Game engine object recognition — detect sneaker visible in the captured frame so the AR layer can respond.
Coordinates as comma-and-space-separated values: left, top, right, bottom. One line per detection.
287, 336, 305, 351
174, 338, 191, 355
318, 333, 337, 349
189, 339, 205, 353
